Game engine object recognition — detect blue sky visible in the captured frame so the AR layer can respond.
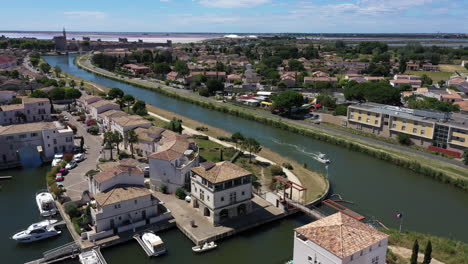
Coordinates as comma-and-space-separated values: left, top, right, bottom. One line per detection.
1, 0, 467, 33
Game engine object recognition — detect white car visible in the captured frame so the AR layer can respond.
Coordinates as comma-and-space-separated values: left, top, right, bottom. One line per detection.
74, 153, 86, 162
65, 161, 77, 170
144, 166, 150, 176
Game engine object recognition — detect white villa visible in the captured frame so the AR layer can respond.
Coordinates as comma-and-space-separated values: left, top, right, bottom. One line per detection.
293, 212, 388, 264
97, 109, 127, 131
88, 161, 145, 195
0, 97, 50, 125
190, 161, 253, 226
134, 127, 165, 156
0, 121, 74, 167
88, 100, 120, 119
148, 130, 199, 193
77, 95, 103, 110
110, 115, 152, 139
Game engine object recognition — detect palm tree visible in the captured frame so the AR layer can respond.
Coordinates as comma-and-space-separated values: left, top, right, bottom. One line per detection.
103, 131, 115, 160
241, 137, 262, 163
112, 132, 123, 155
125, 130, 139, 158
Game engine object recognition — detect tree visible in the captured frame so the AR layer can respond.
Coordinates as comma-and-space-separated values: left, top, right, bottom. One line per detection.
242, 137, 261, 163
333, 105, 348, 116
421, 74, 433, 87
39, 62, 51, 74
174, 60, 189, 76
53, 66, 62, 77
9, 98, 22, 105
397, 133, 412, 146
166, 117, 183, 134
462, 149, 468, 165
108, 88, 124, 99
49, 87, 66, 100
175, 188, 186, 200
112, 132, 123, 155
103, 131, 115, 160
69, 79, 76, 88
30, 57, 40, 67
206, 79, 224, 95
152, 62, 172, 76
65, 88, 82, 110
132, 100, 148, 116
411, 239, 419, 264
422, 240, 432, 264
80, 137, 85, 152
344, 81, 401, 105
198, 86, 210, 97
125, 130, 139, 158
288, 60, 304, 71
231, 132, 245, 150
80, 80, 84, 87
123, 94, 135, 112
30, 90, 48, 98
272, 90, 304, 115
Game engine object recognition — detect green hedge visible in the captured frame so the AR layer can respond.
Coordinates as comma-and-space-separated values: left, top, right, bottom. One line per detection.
76, 56, 468, 191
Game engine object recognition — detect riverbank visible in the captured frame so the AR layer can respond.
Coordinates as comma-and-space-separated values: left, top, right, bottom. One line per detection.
383, 229, 468, 264
75, 54, 468, 191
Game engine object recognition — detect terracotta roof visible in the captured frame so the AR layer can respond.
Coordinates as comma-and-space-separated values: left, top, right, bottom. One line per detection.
191, 161, 251, 184
98, 109, 128, 119
148, 131, 194, 161
454, 100, 468, 111
93, 163, 143, 183
295, 213, 388, 259
0, 104, 23, 111
89, 100, 119, 109
112, 115, 151, 128
134, 127, 165, 142
0, 122, 58, 135
94, 187, 151, 206
22, 97, 49, 104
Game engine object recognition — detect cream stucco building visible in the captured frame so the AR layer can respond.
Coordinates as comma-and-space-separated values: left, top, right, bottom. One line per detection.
293, 213, 388, 264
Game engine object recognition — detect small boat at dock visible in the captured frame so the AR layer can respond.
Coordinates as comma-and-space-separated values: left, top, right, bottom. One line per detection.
192, 241, 217, 253
36, 191, 58, 217
141, 232, 166, 256
79, 249, 106, 264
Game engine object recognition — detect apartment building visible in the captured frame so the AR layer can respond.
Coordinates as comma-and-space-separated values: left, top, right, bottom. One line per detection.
0, 121, 74, 167
0, 97, 50, 125
347, 103, 468, 154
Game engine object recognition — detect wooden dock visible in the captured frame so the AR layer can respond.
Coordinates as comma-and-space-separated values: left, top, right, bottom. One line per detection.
284, 197, 327, 220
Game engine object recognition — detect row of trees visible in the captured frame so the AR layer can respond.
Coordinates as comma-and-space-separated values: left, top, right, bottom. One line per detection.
230, 132, 261, 163
103, 130, 139, 159
344, 80, 401, 105
0, 39, 55, 50
107, 88, 147, 115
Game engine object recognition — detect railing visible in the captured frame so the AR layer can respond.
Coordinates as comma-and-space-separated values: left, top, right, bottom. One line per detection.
43, 241, 81, 261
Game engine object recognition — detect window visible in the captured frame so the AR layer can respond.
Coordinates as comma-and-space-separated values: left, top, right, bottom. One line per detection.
366, 118, 370, 123
134, 200, 138, 204
207, 196, 210, 201
358, 116, 362, 121
66, 137, 72, 142
413, 128, 417, 133
374, 120, 378, 125
53, 139, 57, 144
19, 134, 26, 139
242, 191, 245, 196
31, 133, 38, 137
403, 119, 407, 123
372, 256, 379, 264
421, 130, 425, 135
221, 197, 224, 202
402, 126, 406, 131
367, 112, 370, 116
392, 123, 396, 128
6, 136, 13, 140
360, 250, 363, 256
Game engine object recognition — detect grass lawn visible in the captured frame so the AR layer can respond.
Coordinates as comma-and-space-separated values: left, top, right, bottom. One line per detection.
194, 138, 237, 163
405, 71, 453, 82
382, 229, 468, 264
439, 64, 468, 73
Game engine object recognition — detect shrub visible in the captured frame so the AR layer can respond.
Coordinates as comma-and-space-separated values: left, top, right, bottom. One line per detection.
49, 183, 63, 197
175, 188, 186, 200
160, 185, 168, 194
86, 118, 97, 127
196, 126, 209, 131
85, 169, 100, 176
270, 165, 285, 176
397, 133, 413, 146
65, 203, 80, 218
217, 136, 232, 141
88, 125, 99, 135
333, 105, 348, 116
282, 162, 293, 170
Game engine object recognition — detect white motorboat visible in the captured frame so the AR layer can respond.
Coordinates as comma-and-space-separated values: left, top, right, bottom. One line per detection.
316, 153, 331, 164
36, 191, 58, 217
12, 220, 61, 243
142, 232, 166, 256
192, 241, 218, 253
79, 249, 104, 264
52, 153, 63, 167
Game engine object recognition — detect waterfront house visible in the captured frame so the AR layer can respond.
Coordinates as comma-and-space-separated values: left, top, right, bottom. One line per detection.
148, 130, 199, 193
190, 161, 253, 226
88, 100, 120, 119
0, 90, 17, 103
88, 161, 145, 195
0, 97, 51, 126
0, 121, 74, 168
123, 64, 151, 76
293, 212, 388, 264
110, 115, 152, 140
77, 95, 103, 111
88, 186, 168, 241
97, 109, 128, 131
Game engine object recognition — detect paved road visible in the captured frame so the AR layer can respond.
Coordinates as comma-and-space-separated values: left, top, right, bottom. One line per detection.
60, 111, 103, 201
78, 55, 467, 169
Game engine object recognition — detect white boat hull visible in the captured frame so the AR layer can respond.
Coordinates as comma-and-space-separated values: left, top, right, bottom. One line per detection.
36, 192, 57, 217
192, 242, 218, 253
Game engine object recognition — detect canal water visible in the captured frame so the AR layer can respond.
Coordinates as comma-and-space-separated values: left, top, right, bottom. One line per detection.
2, 54, 466, 263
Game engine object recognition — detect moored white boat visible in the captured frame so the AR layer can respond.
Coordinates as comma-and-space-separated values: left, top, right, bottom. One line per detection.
12, 219, 60, 243
142, 232, 166, 256
36, 191, 57, 217
316, 153, 331, 164
192, 241, 217, 253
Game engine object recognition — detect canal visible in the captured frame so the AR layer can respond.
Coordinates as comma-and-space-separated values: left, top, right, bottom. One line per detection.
2, 54, 466, 263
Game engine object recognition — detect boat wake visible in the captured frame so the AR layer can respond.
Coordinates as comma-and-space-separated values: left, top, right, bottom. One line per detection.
271, 138, 327, 163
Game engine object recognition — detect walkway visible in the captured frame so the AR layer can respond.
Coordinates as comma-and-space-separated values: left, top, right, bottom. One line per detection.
78, 55, 466, 169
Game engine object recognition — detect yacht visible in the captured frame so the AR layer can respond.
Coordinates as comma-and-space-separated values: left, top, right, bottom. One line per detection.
36, 191, 58, 217
316, 153, 331, 164
142, 232, 166, 256
79, 249, 104, 264
12, 220, 61, 243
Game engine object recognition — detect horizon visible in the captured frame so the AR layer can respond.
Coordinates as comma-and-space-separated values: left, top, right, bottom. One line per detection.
1, 30, 467, 34
1, 0, 467, 33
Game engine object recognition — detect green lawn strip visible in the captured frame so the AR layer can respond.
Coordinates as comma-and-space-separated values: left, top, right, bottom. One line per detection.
382, 229, 468, 264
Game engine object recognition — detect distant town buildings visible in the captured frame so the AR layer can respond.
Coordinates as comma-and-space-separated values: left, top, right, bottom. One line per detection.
0, 97, 51, 126
293, 212, 388, 264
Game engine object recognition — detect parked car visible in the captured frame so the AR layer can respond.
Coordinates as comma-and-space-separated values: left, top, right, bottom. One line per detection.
65, 161, 77, 170
58, 168, 68, 175
74, 153, 86, 162
63, 116, 69, 121
55, 174, 64, 182
144, 166, 150, 177
57, 183, 65, 189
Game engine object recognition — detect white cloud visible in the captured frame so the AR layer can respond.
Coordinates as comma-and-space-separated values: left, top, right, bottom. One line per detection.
198, 0, 269, 8
64, 11, 108, 19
